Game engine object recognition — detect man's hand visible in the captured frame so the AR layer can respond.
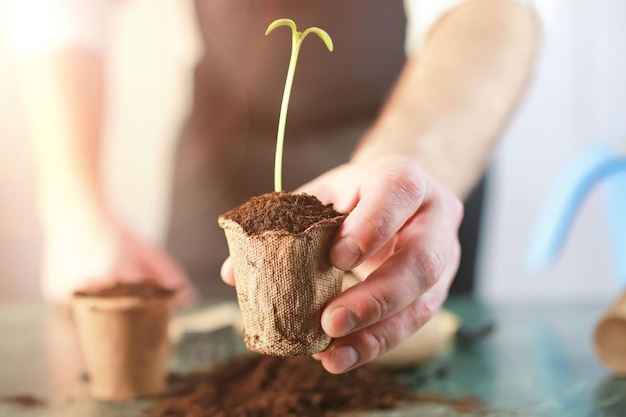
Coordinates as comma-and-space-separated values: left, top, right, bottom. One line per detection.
221, 155, 462, 373
40, 204, 197, 306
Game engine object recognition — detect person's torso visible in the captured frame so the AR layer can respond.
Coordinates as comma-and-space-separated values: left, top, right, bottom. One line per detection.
190, 0, 407, 138
166, 1, 407, 294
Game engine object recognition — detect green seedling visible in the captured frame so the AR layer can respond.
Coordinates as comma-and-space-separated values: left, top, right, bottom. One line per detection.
265, 18, 333, 192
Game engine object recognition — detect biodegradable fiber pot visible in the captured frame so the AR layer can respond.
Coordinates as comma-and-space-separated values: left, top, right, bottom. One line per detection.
218, 192, 347, 356
71, 283, 175, 401
594, 290, 626, 376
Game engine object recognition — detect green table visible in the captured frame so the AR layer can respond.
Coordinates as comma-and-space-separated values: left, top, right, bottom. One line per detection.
0, 297, 624, 416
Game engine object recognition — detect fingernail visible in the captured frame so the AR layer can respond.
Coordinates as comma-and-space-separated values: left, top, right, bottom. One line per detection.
332, 237, 362, 270
331, 345, 359, 373
326, 306, 359, 337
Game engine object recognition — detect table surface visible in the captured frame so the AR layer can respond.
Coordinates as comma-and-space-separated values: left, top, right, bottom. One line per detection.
0, 296, 625, 417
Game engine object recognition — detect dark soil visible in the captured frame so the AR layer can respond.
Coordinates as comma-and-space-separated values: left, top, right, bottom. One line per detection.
73, 281, 175, 299
220, 191, 345, 235
0, 394, 47, 408
151, 355, 483, 417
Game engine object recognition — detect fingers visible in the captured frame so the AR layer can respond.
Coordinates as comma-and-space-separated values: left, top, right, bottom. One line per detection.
317, 159, 463, 373
40, 248, 117, 306
139, 243, 199, 307
318, 257, 457, 374
330, 156, 426, 271
39, 213, 199, 307
220, 256, 235, 286
323, 194, 459, 338
317, 304, 431, 374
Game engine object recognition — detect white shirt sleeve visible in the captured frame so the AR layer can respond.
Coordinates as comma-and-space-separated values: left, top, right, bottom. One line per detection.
6, 0, 110, 56
403, 0, 531, 56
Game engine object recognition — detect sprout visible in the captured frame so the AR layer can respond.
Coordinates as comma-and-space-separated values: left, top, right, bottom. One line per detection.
265, 18, 334, 192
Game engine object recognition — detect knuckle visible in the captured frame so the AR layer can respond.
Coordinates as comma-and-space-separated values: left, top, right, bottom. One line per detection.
384, 162, 425, 207
416, 296, 436, 325
363, 327, 391, 358
361, 211, 392, 242
414, 247, 444, 289
404, 296, 438, 335
367, 289, 392, 323
361, 302, 435, 361
396, 172, 425, 204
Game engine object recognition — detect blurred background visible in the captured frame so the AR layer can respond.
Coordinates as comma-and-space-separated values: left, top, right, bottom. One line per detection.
478, 0, 626, 302
0, 0, 624, 303
0, 0, 201, 301
0, 0, 37, 300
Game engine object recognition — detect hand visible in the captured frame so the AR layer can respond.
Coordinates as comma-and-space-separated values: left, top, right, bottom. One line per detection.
40, 204, 197, 307
221, 155, 462, 373
304, 155, 463, 373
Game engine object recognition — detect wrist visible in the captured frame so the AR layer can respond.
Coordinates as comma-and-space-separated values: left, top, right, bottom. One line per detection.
37, 184, 111, 233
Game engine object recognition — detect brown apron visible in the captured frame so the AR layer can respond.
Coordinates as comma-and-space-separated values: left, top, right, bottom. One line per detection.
165, 0, 408, 300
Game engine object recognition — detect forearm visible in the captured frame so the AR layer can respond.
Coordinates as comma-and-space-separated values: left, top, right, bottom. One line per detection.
353, 0, 539, 199
19, 49, 106, 225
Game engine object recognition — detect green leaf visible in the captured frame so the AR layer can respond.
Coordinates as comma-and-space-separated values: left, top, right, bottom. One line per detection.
302, 27, 334, 52
265, 18, 297, 36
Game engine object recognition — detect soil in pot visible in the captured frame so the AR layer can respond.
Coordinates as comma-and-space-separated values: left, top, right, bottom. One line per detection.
151, 354, 485, 417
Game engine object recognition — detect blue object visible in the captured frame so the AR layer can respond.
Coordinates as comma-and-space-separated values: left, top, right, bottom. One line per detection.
603, 163, 626, 286
525, 142, 626, 286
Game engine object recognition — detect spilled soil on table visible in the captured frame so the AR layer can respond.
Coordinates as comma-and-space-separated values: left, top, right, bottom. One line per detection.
152, 355, 483, 417
0, 394, 47, 408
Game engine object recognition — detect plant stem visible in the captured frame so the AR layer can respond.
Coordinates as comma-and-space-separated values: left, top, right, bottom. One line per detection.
275, 35, 300, 192
266, 20, 333, 192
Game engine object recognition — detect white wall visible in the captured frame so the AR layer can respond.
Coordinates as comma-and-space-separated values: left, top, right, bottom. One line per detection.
477, 0, 626, 302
